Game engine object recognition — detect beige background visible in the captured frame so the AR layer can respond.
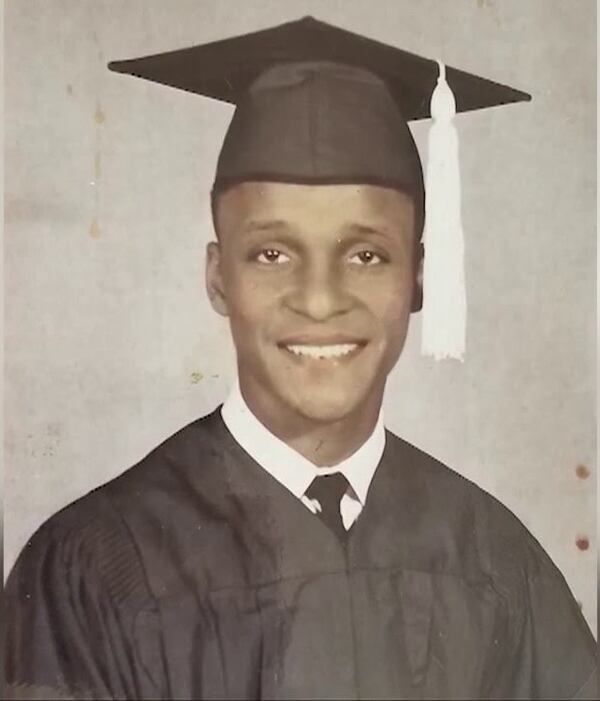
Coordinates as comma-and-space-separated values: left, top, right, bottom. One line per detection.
5, 0, 597, 634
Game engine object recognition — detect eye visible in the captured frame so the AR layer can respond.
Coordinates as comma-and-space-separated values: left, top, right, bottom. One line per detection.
255, 248, 290, 265
348, 249, 385, 266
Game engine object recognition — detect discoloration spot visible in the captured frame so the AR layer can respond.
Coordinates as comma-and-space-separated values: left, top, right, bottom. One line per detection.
575, 464, 590, 479
89, 217, 100, 239
190, 371, 204, 384
46, 423, 61, 438
575, 536, 589, 551
475, 0, 500, 24
67, 84, 74, 96
26, 424, 62, 459
94, 104, 106, 124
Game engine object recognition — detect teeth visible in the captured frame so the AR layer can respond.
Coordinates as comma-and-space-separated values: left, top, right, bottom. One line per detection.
286, 343, 358, 359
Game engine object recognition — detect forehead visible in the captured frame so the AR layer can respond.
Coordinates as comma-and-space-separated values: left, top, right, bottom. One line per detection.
215, 182, 415, 236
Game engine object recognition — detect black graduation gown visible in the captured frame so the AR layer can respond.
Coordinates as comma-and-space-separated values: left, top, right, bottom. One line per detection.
5, 410, 597, 700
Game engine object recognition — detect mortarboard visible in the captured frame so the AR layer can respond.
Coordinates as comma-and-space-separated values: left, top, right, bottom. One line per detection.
108, 16, 531, 361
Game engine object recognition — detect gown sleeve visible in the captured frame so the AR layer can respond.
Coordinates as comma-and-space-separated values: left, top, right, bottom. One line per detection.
4, 503, 164, 700
485, 521, 598, 700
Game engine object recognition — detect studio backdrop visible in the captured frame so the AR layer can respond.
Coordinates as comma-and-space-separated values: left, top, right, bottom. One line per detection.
4, 0, 597, 635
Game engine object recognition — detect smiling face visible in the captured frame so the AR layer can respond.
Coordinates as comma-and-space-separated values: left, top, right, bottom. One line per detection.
207, 182, 420, 429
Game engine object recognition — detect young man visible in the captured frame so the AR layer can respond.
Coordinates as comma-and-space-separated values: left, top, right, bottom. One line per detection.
5, 17, 597, 701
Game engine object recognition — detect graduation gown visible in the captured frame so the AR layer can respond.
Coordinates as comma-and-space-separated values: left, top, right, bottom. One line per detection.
5, 410, 597, 700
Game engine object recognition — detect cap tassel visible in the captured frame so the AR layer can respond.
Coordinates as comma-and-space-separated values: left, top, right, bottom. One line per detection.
421, 61, 466, 361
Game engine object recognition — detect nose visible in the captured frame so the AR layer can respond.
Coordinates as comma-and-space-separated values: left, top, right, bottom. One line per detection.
285, 259, 351, 321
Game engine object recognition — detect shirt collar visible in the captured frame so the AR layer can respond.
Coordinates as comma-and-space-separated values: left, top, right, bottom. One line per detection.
221, 378, 385, 505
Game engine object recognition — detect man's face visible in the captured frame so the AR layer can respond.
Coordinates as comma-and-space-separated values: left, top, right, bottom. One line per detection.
207, 182, 419, 425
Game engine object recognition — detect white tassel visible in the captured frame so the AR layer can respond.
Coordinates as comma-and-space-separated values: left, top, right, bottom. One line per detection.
421, 61, 466, 361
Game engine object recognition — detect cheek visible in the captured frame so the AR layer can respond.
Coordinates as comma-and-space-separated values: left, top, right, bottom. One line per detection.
379, 301, 412, 355
223, 263, 281, 330
374, 296, 412, 372
358, 268, 414, 325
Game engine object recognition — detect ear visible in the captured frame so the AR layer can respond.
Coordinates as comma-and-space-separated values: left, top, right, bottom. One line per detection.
410, 242, 424, 313
205, 241, 229, 316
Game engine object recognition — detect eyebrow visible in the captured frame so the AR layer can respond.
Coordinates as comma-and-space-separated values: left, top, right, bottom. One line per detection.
342, 223, 399, 240
238, 219, 402, 243
240, 219, 293, 235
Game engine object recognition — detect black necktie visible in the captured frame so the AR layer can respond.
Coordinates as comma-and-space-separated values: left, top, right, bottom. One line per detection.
305, 473, 349, 542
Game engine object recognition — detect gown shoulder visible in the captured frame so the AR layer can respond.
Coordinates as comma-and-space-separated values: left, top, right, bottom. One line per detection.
383, 430, 598, 698
4, 411, 226, 700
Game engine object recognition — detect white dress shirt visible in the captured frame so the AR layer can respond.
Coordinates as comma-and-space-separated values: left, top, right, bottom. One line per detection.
221, 380, 386, 530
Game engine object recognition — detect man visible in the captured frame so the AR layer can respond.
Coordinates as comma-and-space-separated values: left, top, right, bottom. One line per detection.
5, 17, 597, 700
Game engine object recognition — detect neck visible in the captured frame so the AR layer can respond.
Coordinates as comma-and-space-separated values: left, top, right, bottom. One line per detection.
238, 378, 384, 467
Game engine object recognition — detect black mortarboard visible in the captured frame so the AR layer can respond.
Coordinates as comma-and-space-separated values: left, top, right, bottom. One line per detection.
107, 15, 529, 115
108, 17, 530, 360
108, 16, 529, 191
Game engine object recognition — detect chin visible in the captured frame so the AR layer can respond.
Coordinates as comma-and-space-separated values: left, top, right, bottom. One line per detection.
280, 385, 372, 425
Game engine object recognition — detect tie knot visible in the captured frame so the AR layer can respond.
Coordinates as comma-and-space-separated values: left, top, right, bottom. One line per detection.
305, 472, 349, 512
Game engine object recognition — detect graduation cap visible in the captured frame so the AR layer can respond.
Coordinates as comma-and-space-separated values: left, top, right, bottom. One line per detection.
108, 16, 531, 361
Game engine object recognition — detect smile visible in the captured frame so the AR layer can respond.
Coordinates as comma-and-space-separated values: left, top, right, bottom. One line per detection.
284, 343, 360, 359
